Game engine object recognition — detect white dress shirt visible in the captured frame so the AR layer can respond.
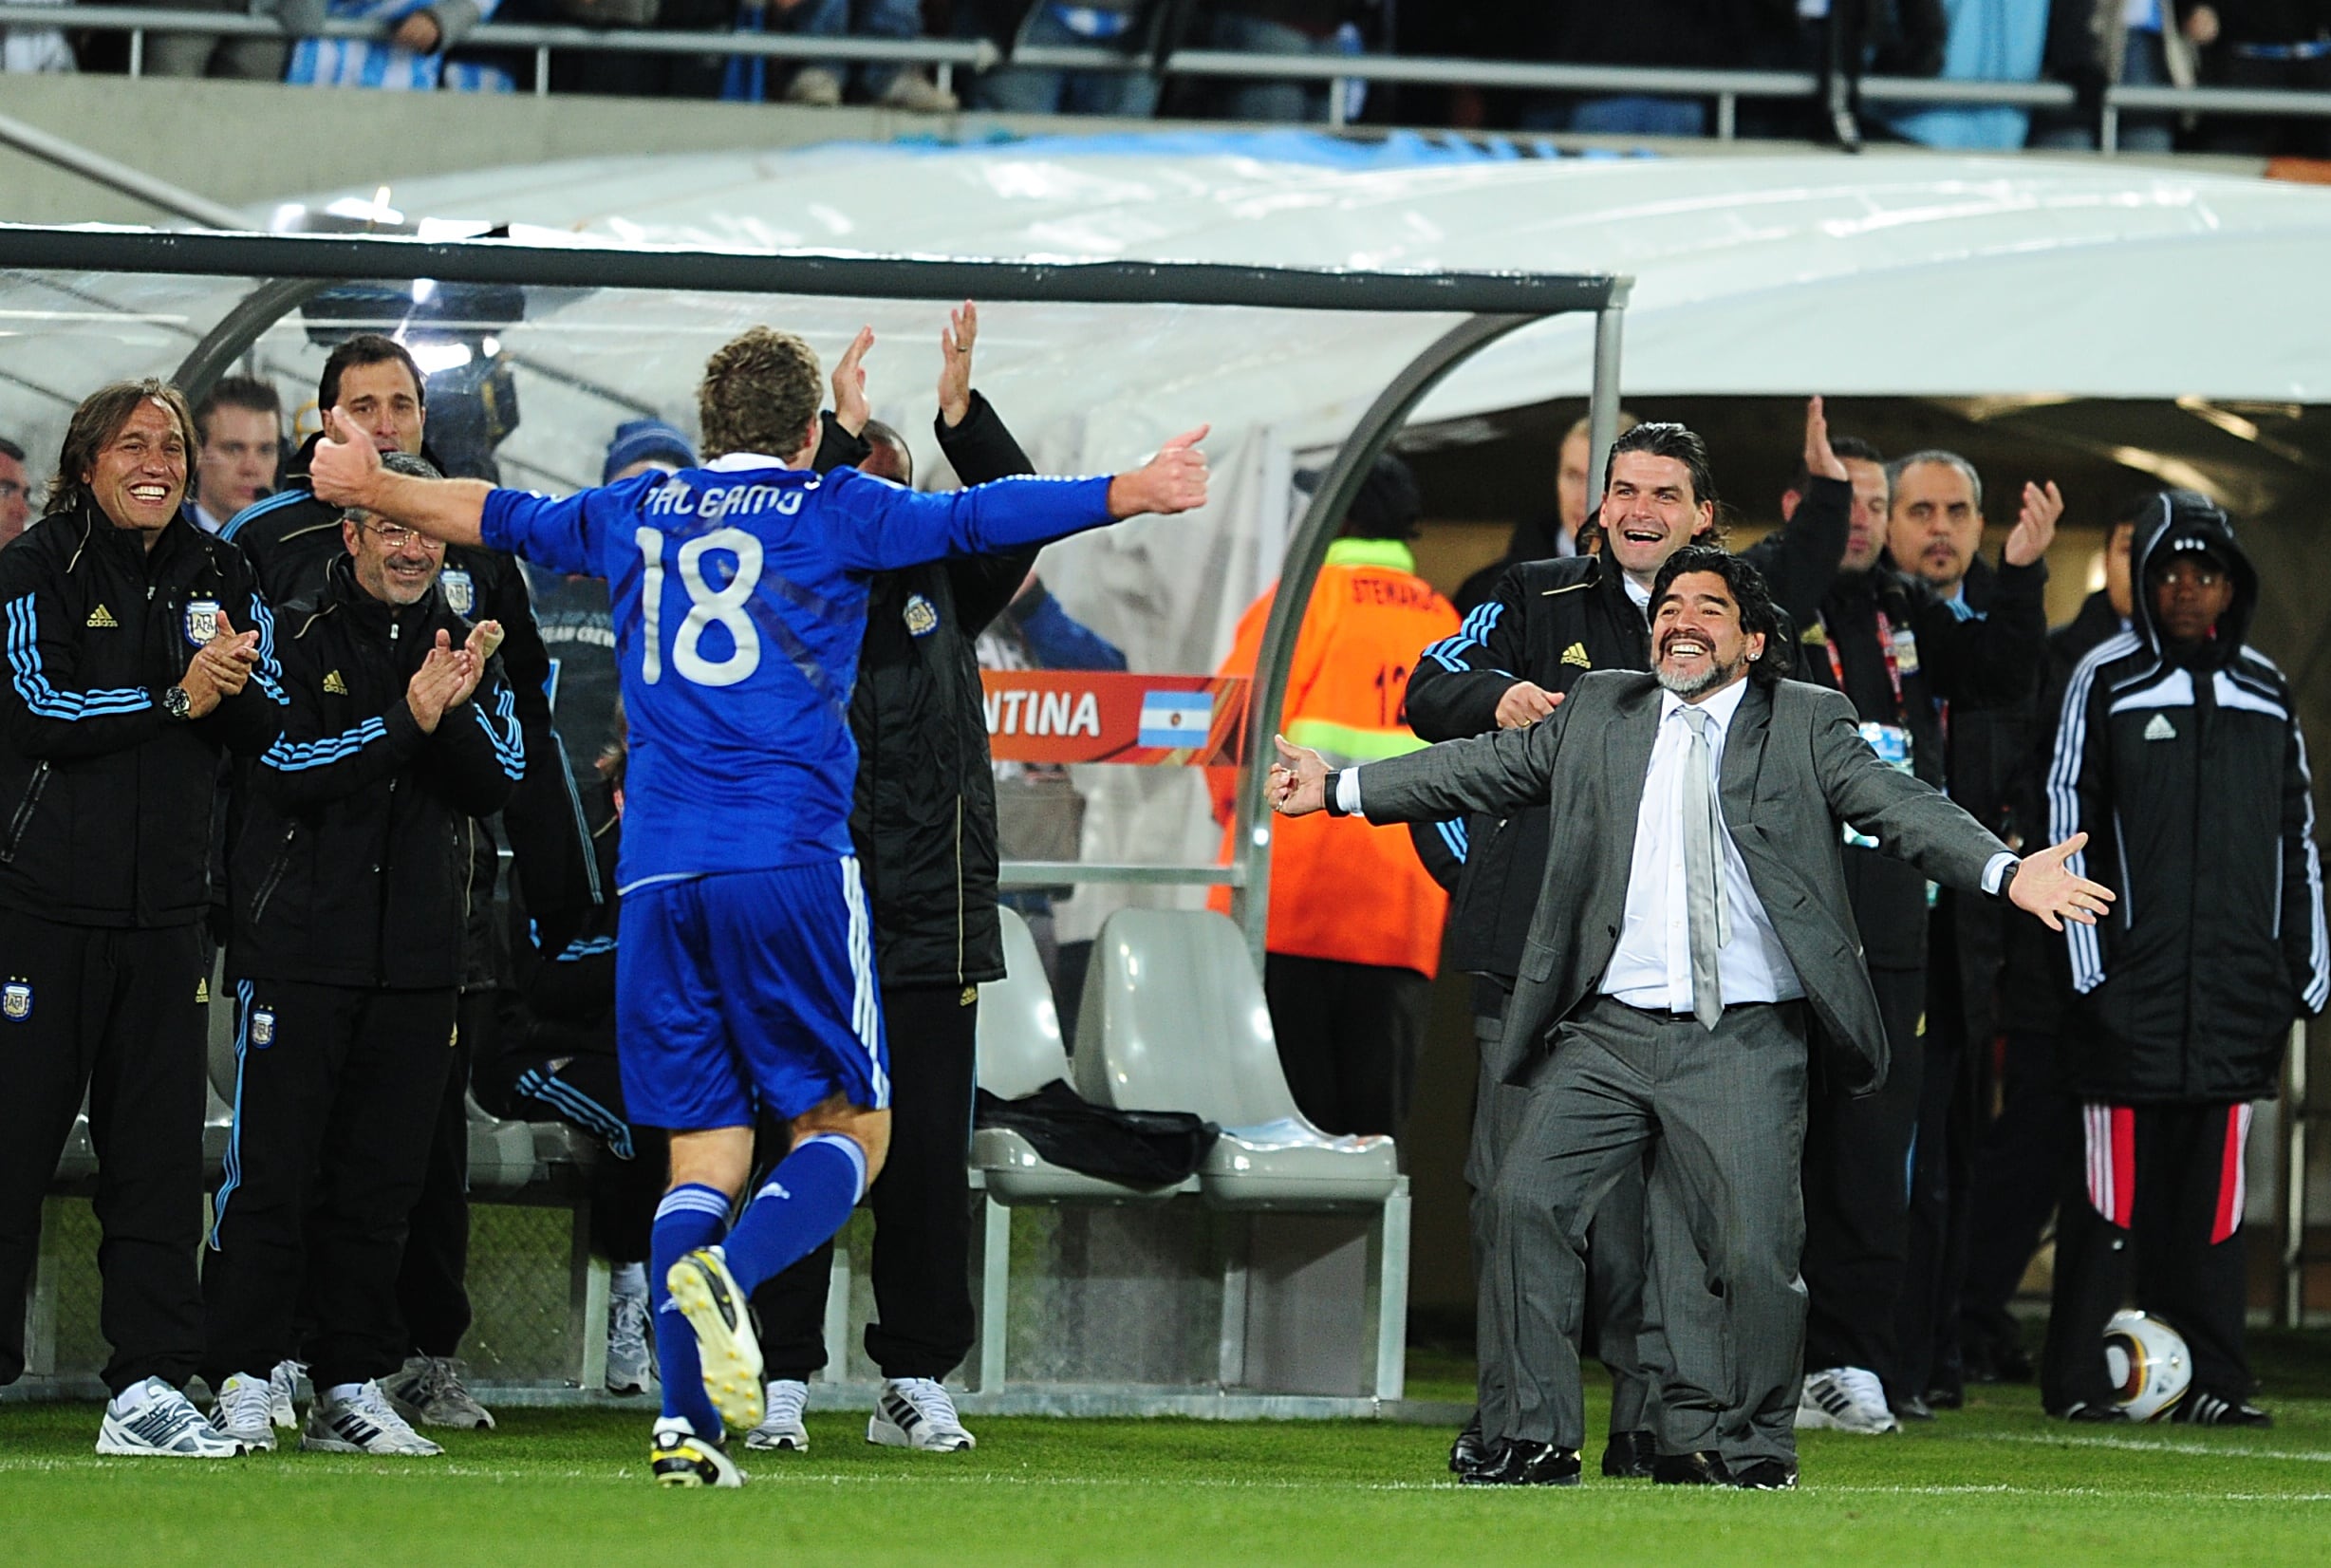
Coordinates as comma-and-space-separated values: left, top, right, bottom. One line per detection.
1601, 680, 1803, 1014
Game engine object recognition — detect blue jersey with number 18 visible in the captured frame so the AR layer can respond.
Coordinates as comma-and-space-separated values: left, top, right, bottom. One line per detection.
480, 455, 1115, 894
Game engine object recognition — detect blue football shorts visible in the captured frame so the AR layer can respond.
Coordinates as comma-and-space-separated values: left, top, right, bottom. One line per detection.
615, 856, 891, 1131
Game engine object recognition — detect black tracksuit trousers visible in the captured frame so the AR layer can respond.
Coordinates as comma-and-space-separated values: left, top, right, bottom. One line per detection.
0, 912, 208, 1395
2041, 1099, 2258, 1411
755, 982, 978, 1382
202, 981, 455, 1391
394, 990, 495, 1359
1958, 1029, 2079, 1366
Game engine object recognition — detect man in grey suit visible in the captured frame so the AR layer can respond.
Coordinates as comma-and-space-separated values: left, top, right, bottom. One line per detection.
1269, 545, 2109, 1488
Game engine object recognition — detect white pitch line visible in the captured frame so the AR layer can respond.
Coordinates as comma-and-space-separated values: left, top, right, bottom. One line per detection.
1967, 1430, 2331, 1465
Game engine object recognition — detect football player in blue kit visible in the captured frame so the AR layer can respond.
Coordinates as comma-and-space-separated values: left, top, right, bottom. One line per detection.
311, 325, 1209, 1485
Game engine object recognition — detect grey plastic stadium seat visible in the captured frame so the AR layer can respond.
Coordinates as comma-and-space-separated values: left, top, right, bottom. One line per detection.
202, 1079, 234, 1179
974, 907, 1189, 1204
466, 1092, 541, 1191
52, 1101, 98, 1184
1072, 909, 1398, 1210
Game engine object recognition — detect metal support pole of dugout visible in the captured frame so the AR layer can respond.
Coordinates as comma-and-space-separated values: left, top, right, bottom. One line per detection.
1232, 288, 1630, 974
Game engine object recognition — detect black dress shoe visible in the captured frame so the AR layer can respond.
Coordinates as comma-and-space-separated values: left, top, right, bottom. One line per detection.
1892, 1393, 1934, 1422
1650, 1449, 1732, 1485
1726, 1457, 1799, 1490
1449, 1413, 1490, 1475
1462, 1439, 1583, 1486
1600, 1428, 1657, 1479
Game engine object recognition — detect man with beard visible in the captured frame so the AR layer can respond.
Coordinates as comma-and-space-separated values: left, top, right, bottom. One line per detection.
1271, 546, 2111, 1487
1780, 446, 2057, 1431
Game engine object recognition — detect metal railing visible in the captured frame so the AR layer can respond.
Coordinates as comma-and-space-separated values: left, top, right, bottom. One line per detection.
6, 6, 2330, 150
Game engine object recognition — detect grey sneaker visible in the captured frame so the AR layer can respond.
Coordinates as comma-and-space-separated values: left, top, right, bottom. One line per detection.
210, 1372, 278, 1452
302, 1380, 444, 1457
868, 1377, 975, 1451
876, 70, 958, 114
98, 1380, 246, 1458
382, 1354, 495, 1430
786, 65, 843, 107
268, 1360, 305, 1429
744, 1378, 810, 1451
606, 1286, 655, 1397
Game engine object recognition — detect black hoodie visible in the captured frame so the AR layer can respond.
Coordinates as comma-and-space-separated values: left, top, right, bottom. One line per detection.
2047, 492, 2326, 1104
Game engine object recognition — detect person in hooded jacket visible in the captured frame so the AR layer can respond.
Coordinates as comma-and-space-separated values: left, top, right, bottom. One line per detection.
2037, 491, 2325, 1428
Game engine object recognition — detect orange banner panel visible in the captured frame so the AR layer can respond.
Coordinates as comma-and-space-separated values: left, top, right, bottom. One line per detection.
981, 671, 1250, 766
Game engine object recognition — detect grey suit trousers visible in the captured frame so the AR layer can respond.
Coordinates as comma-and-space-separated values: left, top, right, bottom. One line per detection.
1468, 999, 1653, 1442
1483, 996, 1809, 1464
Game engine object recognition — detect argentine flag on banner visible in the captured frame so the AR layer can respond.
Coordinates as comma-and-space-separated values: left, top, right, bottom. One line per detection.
1138, 691, 1213, 749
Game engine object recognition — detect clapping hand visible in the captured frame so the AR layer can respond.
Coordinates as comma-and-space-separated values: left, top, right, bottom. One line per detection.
831, 327, 874, 439
1804, 395, 1847, 484
939, 300, 978, 429
2004, 480, 2064, 568
405, 628, 481, 734
190, 609, 260, 705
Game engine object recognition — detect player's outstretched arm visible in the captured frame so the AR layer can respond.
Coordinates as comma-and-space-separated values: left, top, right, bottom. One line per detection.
309, 409, 492, 549
1107, 426, 1210, 519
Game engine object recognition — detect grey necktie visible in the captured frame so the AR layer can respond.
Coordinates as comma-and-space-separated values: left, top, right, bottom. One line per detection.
1679, 705, 1727, 1032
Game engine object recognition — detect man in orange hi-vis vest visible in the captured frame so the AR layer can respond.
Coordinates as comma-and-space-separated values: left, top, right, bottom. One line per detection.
1209, 455, 1460, 1141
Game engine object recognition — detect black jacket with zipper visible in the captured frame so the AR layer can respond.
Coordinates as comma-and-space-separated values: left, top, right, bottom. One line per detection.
0, 495, 284, 928
228, 555, 524, 990
814, 392, 1038, 989
2050, 493, 2326, 1104
1402, 476, 1851, 982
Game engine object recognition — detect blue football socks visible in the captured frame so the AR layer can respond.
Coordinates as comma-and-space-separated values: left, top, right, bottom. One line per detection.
716, 1133, 867, 1294
651, 1183, 731, 1434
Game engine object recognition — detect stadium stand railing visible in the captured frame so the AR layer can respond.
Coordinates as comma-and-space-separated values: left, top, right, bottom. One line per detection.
6, 5, 2331, 152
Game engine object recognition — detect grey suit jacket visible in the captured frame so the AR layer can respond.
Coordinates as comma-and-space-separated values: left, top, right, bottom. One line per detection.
1357, 670, 2012, 1095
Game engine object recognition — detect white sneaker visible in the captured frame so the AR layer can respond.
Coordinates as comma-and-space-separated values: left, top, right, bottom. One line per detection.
665, 1248, 763, 1433
301, 1380, 445, 1456
269, 1360, 305, 1429
210, 1372, 278, 1452
744, 1378, 810, 1451
98, 1380, 246, 1458
786, 65, 843, 107
877, 70, 958, 114
606, 1285, 655, 1397
650, 1417, 744, 1487
1797, 1366, 1902, 1434
868, 1377, 976, 1451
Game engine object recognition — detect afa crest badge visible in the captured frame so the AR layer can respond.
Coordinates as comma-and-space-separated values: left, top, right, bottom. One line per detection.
2, 981, 30, 1022
903, 594, 939, 638
440, 569, 476, 618
184, 598, 221, 648
251, 1009, 276, 1048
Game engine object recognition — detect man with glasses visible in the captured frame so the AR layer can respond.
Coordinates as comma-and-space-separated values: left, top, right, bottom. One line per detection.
201, 451, 525, 1458
2039, 492, 2322, 1428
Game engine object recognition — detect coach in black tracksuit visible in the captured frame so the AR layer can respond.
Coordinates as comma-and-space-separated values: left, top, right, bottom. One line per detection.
1403, 412, 1847, 1475
1791, 476, 2048, 1415
751, 376, 1038, 1407
2039, 494, 2323, 1426
0, 384, 283, 1405
224, 337, 563, 1388
202, 527, 523, 1403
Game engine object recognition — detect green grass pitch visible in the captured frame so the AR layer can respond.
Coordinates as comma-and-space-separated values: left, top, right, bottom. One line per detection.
7, 1338, 2327, 1567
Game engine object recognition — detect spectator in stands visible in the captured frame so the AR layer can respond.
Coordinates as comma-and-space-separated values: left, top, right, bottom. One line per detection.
144, 0, 289, 81
224, 333, 562, 1436
1876, 0, 2051, 149
1416, 405, 1851, 1485
541, 0, 733, 98
1454, 409, 1641, 615
202, 450, 524, 1458
767, 0, 959, 111
286, 0, 518, 91
0, 380, 280, 1460
1207, 0, 1371, 122
1957, 502, 2136, 1386
0, 436, 32, 546
2190, 1, 2331, 156
483, 710, 666, 1397
2032, 0, 2191, 152
1788, 444, 2056, 1435
2040, 492, 2322, 1428
2, 0, 76, 74
1520, 1, 1741, 138
1206, 453, 1458, 1141
963, 0, 1165, 117
190, 378, 284, 536
743, 304, 1045, 1457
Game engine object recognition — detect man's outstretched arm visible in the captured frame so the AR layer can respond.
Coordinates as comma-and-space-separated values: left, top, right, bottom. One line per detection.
308, 410, 491, 548
1270, 700, 1569, 826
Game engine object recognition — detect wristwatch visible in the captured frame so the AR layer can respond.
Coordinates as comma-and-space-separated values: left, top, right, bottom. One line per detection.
1323, 769, 1349, 817
1994, 859, 2020, 901
160, 684, 194, 721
